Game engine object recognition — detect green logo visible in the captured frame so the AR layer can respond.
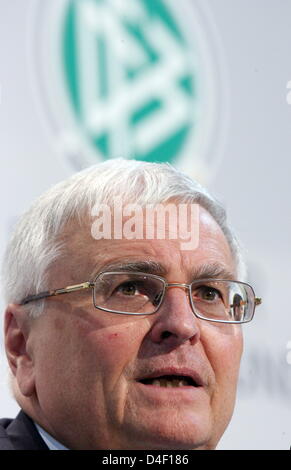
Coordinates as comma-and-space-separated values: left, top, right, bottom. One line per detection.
62, 0, 198, 164
29, 0, 225, 179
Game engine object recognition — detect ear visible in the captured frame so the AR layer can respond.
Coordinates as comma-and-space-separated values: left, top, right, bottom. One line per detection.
4, 304, 35, 397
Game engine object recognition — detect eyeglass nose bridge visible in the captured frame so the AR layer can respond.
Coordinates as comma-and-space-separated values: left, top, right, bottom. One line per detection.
161, 282, 193, 306
153, 282, 192, 309
164, 282, 192, 294
165, 282, 191, 289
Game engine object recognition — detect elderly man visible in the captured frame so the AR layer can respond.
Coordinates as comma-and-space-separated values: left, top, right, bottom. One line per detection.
0, 159, 260, 450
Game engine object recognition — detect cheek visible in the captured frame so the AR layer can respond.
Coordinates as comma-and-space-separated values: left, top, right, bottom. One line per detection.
200, 324, 243, 442
78, 318, 150, 387
201, 323, 243, 386
33, 316, 149, 419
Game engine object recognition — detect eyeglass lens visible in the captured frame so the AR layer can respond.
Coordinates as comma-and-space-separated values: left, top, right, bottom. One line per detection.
94, 273, 163, 315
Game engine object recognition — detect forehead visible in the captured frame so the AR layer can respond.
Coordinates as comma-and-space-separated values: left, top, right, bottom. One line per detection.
61, 205, 236, 283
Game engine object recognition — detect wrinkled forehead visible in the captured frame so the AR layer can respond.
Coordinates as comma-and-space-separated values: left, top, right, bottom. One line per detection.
51, 205, 236, 285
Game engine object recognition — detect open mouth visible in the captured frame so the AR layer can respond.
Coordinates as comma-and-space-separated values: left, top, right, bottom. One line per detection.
139, 375, 199, 388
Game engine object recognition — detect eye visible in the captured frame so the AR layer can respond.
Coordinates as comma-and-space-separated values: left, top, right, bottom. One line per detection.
194, 286, 222, 302
117, 281, 139, 296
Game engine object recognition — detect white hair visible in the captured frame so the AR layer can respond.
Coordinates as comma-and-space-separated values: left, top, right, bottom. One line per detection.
1, 159, 246, 317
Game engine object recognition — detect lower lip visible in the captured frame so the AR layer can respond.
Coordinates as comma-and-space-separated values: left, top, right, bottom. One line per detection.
135, 381, 207, 404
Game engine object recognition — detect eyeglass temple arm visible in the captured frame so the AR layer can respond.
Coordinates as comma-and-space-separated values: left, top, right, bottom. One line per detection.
229, 298, 262, 308
20, 282, 94, 305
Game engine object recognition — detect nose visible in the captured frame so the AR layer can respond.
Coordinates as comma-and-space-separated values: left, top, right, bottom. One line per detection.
149, 285, 201, 348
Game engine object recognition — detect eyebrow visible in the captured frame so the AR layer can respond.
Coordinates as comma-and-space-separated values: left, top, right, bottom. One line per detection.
190, 263, 236, 281
95, 260, 167, 277
92, 259, 235, 281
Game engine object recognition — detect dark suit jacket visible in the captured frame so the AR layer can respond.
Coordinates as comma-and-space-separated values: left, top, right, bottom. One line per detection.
0, 410, 49, 450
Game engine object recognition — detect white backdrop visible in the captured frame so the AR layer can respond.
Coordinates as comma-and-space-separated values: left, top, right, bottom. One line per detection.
0, 0, 291, 450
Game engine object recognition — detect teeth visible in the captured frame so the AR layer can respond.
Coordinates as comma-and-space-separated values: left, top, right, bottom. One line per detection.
179, 379, 189, 387
152, 379, 161, 386
150, 378, 189, 387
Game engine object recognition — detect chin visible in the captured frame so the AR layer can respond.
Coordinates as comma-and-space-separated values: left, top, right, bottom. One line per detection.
121, 417, 214, 450
129, 434, 214, 451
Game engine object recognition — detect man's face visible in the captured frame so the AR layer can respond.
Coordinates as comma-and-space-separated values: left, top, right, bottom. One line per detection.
18, 205, 243, 449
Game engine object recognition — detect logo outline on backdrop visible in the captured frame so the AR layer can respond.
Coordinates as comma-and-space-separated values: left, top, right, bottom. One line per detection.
27, 0, 229, 183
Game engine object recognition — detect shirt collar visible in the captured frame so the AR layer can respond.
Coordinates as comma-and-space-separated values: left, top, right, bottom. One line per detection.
34, 422, 69, 450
